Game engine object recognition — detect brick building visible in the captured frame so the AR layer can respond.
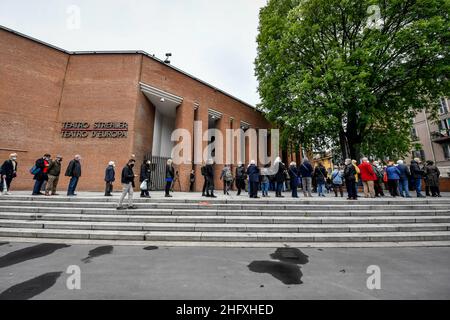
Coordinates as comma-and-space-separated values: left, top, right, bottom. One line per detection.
0, 25, 271, 192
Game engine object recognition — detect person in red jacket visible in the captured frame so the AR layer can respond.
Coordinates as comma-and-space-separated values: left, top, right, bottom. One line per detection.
358, 157, 377, 198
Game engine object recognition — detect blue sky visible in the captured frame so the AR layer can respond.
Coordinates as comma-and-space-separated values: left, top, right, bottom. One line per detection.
0, 0, 268, 106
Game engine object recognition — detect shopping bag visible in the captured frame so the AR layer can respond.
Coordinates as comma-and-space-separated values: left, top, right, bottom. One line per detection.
140, 180, 148, 191
2, 177, 7, 193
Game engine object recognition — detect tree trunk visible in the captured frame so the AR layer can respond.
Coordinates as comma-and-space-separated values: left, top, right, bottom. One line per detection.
339, 130, 350, 160
344, 110, 362, 161
348, 140, 361, 161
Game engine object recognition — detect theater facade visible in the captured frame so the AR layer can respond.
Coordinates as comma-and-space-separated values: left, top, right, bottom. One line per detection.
0, 25, 272, 192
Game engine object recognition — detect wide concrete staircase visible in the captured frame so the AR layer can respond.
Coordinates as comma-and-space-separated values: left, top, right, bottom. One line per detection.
0, 195, 450, 246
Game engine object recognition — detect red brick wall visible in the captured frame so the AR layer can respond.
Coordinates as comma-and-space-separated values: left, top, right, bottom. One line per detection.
54, 54, 142, 191
0, 29, 271, 192
0, 29, 68, 191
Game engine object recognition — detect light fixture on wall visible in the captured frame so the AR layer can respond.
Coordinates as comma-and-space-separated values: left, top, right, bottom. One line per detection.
164, 53, 172, 64
160, 97, 165, 102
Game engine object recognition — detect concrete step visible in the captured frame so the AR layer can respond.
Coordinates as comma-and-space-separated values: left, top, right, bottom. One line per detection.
1, 212, 450, 225
0, 206, 448, 217
0, 219, 449, 233
0, 200, 449, 211
0, 227, 449, 242
2, 195, 450, 205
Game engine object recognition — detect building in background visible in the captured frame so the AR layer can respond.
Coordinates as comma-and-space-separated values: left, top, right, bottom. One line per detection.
0, 25, 271, 192
409, 97, 450, 179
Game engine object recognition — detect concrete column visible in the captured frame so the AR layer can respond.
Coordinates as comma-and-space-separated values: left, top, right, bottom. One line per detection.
194, 105, 208, 192
214, 115, 229, 190
174, 100, 195, 192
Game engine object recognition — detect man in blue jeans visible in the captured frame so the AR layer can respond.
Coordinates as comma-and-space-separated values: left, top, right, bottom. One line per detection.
410, 158, 425, 197
396, 160, 411, 198
65, 155, 82, 196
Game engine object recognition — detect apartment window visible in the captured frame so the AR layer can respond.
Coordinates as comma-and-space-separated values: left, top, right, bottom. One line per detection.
443, 143, 450, 160
438, 119, 449, 132
410, 127, 418, 140
440, 97, 449, 115
412, 149, 426, 161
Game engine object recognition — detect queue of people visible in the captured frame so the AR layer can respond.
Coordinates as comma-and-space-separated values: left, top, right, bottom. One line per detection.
198, 157, 443, 200
0, 154, 444, 202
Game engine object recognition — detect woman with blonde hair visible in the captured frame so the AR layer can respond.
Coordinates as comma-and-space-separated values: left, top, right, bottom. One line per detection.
165, 159, 175, 198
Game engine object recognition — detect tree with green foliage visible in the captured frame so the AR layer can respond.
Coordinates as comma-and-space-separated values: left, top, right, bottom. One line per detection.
255, 0, 449, 160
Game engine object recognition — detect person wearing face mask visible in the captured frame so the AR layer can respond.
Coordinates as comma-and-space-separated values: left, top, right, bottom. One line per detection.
45, 155, 63, 196
32, 154, 51, 195
117, 159, 137, 210
104, 161, 116, 197
65, 155, 82, 196
1, 153, 18, 195
140, 160, 152, 198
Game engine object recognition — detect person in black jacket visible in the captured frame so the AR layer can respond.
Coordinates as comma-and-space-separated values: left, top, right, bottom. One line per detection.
1, 153, 18, 195
343, 159, 357, 200
104, 161, 115, 197
288, 162, 300, 198
201, 162, 208, 196
274, 157, 286, 198
140, 160, 152, 198
235, 162, 246, 196
117, 159, 137, 210
189, 169, 195, 192
32, 154, 51, 195
299, 158, 314, 197
165, 159, 175, 197
410, 158, 425, 198
205, 159, 216, 198
246, 160, 260, 198
45, 155, 63, 196
314, 162, 328, 197
65, 155, 82, 196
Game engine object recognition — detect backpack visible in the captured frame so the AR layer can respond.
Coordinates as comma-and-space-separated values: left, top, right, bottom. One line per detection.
29, 165, 41, 175
225, 169, 233, 181
373, 166, 383, 179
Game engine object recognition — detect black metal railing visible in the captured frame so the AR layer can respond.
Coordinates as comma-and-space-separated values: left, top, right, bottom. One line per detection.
144, 154, 170, 191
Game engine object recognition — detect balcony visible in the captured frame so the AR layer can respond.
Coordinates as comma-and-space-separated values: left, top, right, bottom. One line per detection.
431, 129, 450, 143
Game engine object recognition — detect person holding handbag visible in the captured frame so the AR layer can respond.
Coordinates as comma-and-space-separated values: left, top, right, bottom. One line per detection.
1, 153, 18, 195
140, 160, 152, 198
32, 154, 50, 196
